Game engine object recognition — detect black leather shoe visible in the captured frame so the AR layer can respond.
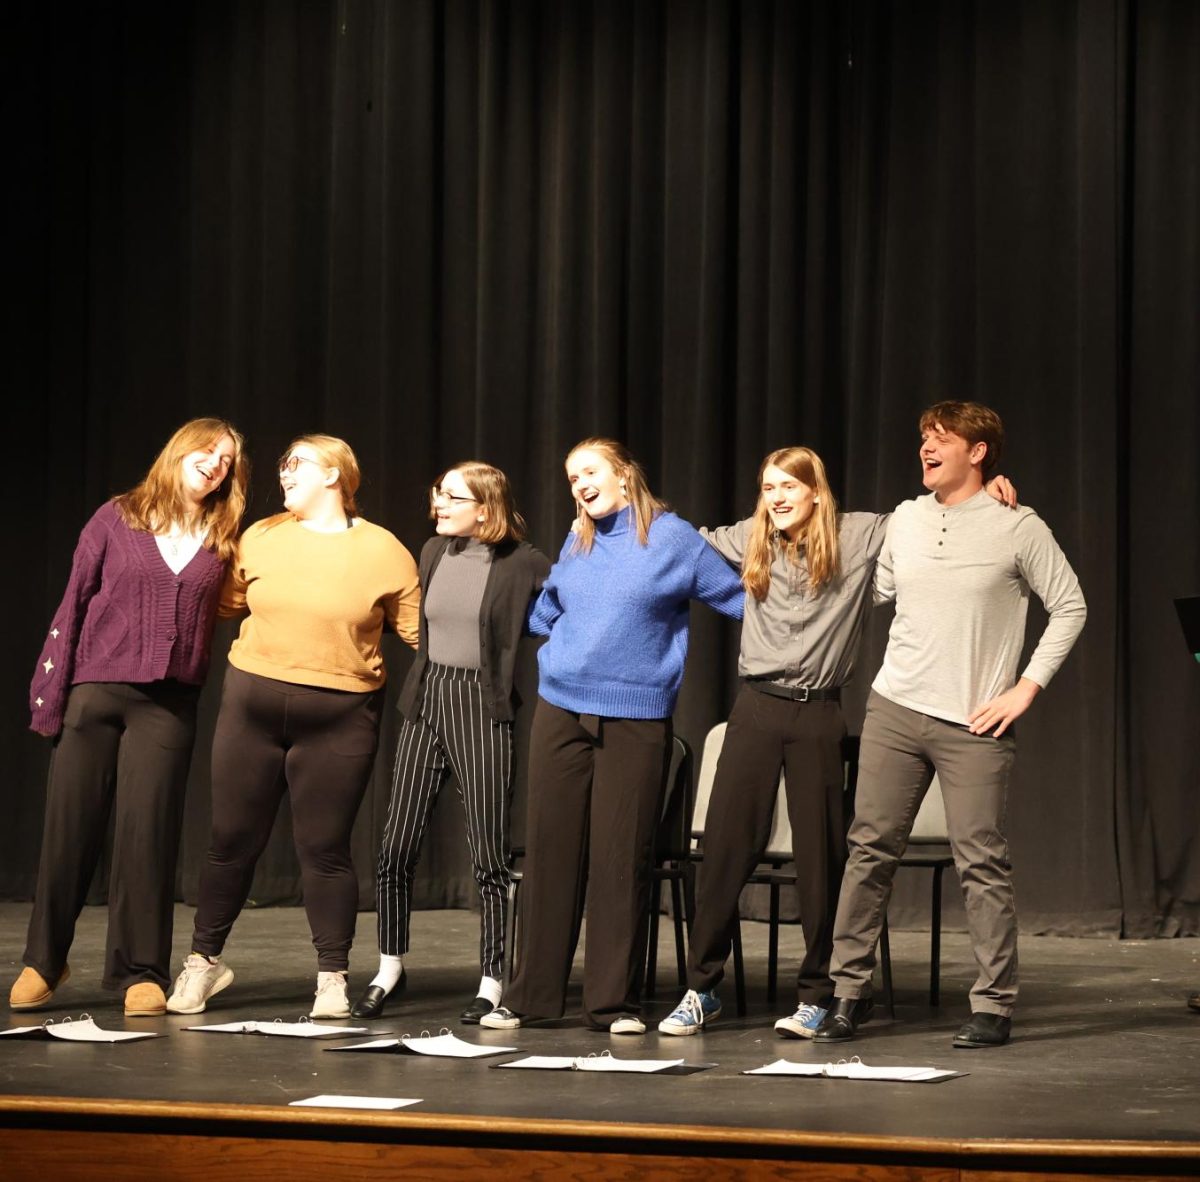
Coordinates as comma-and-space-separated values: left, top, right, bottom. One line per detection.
350, 969, 406, 1020
460, 996, 496, 1024
952, 1011, 1011, 1048
812, 997, 874, 1043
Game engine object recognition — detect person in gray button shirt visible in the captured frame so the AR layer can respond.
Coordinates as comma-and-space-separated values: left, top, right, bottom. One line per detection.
658, 445, 1015, 1039
813, 401, 1086, 1050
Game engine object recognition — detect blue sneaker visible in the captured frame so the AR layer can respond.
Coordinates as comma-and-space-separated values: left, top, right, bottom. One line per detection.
657, 989, 721, 1036
774, 1002, 828, 1039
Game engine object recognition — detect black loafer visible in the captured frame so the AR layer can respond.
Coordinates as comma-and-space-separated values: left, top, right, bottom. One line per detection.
952, 1011, 1011, 1048
350, 969, 406, 1020
460, 996, 495, 1024
812, 997, 874, 1043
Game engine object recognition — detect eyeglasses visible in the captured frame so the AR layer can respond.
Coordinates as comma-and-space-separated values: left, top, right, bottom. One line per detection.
279, 455, 325, 475
433, 488, 478, 506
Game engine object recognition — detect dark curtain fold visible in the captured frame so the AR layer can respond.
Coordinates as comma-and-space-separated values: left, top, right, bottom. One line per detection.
6, 0, 1198, 939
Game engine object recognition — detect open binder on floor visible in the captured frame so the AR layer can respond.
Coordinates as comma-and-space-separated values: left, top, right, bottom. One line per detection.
326, 1031, 515, 1058
186, 1018, 370, 1038
0, 1015, 161, 1043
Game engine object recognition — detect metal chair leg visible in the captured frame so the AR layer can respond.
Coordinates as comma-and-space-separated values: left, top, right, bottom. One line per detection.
502, 874, 522, 993
645, 891, 661, 999
879, 914, 895, 1018
930, 865, 944, 1007
732, 920, 747, 1016
670, 876, 687, 988
767, 882, 780, 1005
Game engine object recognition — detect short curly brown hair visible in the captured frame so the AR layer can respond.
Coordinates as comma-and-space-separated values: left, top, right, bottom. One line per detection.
919, 401, 1005, 477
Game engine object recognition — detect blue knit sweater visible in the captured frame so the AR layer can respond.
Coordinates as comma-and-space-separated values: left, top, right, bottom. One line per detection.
529, 508, 745, 719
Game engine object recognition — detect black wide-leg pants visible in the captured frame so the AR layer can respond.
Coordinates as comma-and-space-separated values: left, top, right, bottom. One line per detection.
687, 686, 847, 1006
24, 680, 199, 993
505, 698, 670, 1029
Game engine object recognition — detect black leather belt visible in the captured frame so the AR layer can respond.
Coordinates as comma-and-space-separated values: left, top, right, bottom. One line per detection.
745, 680, 841, 703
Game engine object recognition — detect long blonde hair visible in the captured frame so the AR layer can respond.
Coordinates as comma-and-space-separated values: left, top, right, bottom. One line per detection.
742, 447, 840, 600
567, 437, 666, 554
114, 417, 248, 564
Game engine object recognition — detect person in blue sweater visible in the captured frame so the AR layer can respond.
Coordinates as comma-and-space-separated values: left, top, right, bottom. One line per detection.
481, 437, 744, 1034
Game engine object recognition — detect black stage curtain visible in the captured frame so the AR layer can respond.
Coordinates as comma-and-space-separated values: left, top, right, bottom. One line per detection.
7, 1, 1197, 939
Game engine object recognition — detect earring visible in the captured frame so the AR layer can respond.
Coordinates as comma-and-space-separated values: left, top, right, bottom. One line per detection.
813, 497, 820, 504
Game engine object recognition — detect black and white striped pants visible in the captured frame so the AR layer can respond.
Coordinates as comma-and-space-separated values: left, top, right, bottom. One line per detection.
375, 664, 513, 978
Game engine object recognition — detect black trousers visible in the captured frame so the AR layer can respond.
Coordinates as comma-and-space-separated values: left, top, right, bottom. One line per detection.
375, 664, 513, 978
24, 680, 200, 992
505, 699, 670, 1028
191, 666, 383, 972
687, 686, 847, 1005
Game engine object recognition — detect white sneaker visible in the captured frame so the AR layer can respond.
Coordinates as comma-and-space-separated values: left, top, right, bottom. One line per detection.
310, 971, 351, 1019
609, 1014, 646, 1035
165, 953, 234, 1014
480, 1006, 523, 1029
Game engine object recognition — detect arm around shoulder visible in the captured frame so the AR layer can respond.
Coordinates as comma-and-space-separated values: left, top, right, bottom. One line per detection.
689, 525, 745, 620
699, 518, 751, 568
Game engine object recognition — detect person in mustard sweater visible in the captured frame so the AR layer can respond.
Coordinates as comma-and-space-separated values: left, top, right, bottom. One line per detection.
12, 418, 248, 1017
166, 434, 420, 1019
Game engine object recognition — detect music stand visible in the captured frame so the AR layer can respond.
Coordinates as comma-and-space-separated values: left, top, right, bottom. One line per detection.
1176, 597, 1200, 663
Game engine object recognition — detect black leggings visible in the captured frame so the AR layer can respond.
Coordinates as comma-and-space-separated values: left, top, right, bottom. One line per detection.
191, 666, 383, 972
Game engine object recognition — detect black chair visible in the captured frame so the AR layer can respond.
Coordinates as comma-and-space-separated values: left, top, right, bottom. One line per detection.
878, 774, 954, 1015
643, 734, 694, 999
687, 722, 748, 1013
502, 733, 694, 995
688, 726, 860, 1015
740, 734, 861, 1009
687, 725, 951, 1016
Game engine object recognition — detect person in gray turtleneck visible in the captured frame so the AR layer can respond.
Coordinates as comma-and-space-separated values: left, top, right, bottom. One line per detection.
351, 461, 549, 1024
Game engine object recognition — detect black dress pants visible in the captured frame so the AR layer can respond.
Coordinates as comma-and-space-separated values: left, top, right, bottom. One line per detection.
687, 686, 847, 1006
375, 664, 513, 978
24, 680, 199, 992
505, 699, 670, 1028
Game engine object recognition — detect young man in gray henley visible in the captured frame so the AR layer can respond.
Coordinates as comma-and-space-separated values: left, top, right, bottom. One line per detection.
813, 401, 1086, 1049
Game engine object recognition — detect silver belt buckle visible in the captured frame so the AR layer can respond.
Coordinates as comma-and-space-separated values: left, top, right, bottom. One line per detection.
795, 686, 810, 702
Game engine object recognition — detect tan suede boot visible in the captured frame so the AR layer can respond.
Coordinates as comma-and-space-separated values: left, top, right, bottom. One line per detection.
124, 981, 167, 1016
9, 964, 70, 1011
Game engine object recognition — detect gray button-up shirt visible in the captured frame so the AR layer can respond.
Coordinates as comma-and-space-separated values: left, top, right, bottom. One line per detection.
701, 512, 888, 689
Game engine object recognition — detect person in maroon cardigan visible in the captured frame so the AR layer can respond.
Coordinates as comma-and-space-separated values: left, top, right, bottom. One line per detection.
11, 418, 249, 1016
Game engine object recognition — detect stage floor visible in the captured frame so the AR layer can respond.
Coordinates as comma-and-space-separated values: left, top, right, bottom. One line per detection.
2, 903, 1199, 1150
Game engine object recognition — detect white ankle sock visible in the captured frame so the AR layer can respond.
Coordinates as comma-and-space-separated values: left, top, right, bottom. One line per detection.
478, 975, 502, 1007
369, 955, 404, 993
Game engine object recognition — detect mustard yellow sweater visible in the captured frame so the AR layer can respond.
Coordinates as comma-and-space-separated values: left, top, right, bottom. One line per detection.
220, 514, 420, 692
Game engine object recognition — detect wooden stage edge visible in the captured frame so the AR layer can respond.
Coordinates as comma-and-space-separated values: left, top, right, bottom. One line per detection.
2, 1096, 1198, 1180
